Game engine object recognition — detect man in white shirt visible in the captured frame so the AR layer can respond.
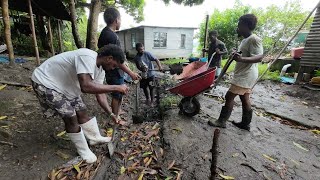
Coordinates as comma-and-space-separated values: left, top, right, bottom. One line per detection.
31, 44, 128, 163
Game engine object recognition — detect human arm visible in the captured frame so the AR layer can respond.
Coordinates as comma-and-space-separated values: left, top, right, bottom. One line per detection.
216, 43, 227, 55
78, 74, 129, 94
155, 59, 163, 71
233, 36, 263, 63
232, 53, 264, 63
95, 93, 117, 122
119, 63, 140, 80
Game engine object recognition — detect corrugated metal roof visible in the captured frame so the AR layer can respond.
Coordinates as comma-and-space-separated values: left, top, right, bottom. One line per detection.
301, 6, 320, 67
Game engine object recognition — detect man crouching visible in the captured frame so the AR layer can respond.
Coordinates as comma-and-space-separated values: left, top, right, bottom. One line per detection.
31, 44, 128, 163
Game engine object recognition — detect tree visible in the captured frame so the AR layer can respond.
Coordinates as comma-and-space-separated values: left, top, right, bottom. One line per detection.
1, 0, 14, 65
69, 0, 84, 48
198, 0, 313, 54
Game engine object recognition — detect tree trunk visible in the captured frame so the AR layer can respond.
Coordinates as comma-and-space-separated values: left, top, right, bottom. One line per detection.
1, 0, 14, 66
47, 17, 55, 55
36, 15, 51, 51
57, 20, 63, 53
69, 0, 83, 48
27, 0, 40, 66
86, 0, 101, 50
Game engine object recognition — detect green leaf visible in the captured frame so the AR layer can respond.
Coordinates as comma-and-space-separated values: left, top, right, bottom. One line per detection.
0, 116, 7, 120
56, 131, 66, 137
120, 166, 126, 174
142, 152, 153, 157
219, 174, 235, 180
73, 164, 80, 173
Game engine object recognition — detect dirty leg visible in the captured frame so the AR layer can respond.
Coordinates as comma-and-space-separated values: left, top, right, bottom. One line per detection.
63, 116, 80, 133
232, 93, 252, 130
143, 87, 151, 105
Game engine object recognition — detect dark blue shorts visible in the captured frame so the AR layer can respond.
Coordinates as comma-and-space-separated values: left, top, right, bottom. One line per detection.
106, 69, 124, 100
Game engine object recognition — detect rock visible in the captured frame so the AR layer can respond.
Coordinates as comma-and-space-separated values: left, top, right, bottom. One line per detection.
0, 128, 11, 138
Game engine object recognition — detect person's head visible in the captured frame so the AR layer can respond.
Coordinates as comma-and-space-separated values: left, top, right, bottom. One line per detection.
97, 44, 125, 71
135, 43, 144, 54
103, 7, 121, 30
237, 14, 257, 37
209, 30, 218, 42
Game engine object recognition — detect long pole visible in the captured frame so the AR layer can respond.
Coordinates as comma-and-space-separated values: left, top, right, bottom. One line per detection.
1, 0, 14, 66
28, 0, 40, 66
203, 14, 209, 57
252, 1, 320, 88
57, 20, 63, 53
48, 17, 55, 56
210, 129, 220, 180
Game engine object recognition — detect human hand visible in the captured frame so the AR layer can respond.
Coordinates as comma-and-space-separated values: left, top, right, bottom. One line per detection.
131, 73, 141, 80
117, 84, 129, 94
232, 53, 244, 62
202, 48, 207, 52
215, 48, 221, 54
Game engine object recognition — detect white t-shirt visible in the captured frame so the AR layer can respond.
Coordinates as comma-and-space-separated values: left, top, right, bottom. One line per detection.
31, 48, 105, 99
230, 34, 263, 88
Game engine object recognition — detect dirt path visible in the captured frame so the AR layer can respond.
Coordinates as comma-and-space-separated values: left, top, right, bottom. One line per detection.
0, 61, 319, 179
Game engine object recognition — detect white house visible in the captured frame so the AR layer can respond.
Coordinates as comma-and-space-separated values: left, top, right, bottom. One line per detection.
116, 25, 196, 59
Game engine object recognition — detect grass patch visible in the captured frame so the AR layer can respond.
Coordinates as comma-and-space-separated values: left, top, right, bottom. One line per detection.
162, 58, 188, 65
221, 59, 280, 81
160, 95, 182, 110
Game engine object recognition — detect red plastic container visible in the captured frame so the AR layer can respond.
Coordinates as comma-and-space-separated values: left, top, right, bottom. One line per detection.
291, 47, 304, 59
168, 68, 216, 97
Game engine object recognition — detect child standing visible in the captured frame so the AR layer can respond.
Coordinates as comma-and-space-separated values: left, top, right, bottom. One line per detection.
134, 43, 163, 106
208, 14, 264, 131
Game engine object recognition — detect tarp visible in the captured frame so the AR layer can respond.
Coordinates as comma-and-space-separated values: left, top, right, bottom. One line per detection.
9, 0, 71, 21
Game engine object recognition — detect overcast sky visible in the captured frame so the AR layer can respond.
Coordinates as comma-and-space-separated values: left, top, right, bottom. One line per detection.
97, 0, 319, 31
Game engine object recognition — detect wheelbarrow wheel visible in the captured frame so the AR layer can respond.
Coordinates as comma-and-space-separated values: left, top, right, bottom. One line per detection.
179, 97, 200, 117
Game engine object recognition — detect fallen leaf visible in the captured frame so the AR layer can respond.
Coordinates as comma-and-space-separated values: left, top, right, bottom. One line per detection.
56, 131, 66, 137
160, 148, 164, 156
165, 177, 173, 180
105, 128, 113, 137
55, 150, 70, 160
137, 173, 144, 180
121, 137, 127, 142
0, 84, 7, 90
145, 128, 159, 139
302, 101, 308, 105
232, 153, 239, 157
290, 159, 300, 166
120, 166, 126, 174
143, 157, 149, 164
142, 152, 152, 157
263, 154, 276, 162
73, 164, 81, 173
145, 157, 153, 167
152, 123, 160, 130
127, 162, 139, 172
128, 156, 135, 161
143, 168, 157, 175
219, 174, 235, 180
293, 142, 309, 152
0, 116, 7, 120
310, 129, 320, 135
172, 127, 182, 133
168, 160, 175, 170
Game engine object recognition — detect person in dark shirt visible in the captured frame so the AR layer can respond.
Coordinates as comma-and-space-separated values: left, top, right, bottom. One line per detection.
203, 30, 227, 78
98, 7, 139, 125
134, 43, 163, 106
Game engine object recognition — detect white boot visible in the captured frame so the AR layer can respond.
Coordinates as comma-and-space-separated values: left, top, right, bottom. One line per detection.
68, 128, 97, 163
80, 117, 111, 145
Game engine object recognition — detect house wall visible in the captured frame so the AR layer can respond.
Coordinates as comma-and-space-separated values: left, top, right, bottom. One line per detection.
117, 28, 144, 58
143, 27, 194, 59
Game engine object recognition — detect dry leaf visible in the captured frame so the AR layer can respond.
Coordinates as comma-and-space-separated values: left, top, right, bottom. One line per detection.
120, 166, 126, 174
219, 174, 235, 180
128, 156, 135, 161
290, 159, 300, 166
310, 129, 320, 135
0, 84, 7, 90
168, 160, 175, 170
56, 131, 66, 137
137, 173, 144, 180
143, 157, 149, 164
73, 164, 81, 173
55, 150, 70, 160
152, 123, 160, 130
232, 153, 239, 157
160, 148, 164, 157
293, 142, 309, 151
145, 128, 159, 139
145, 157, 153, 167
263, 154, 276, 162
142, 152, 152, 157
0, 116, 7, 120
121, 137, 127, 142
172, 127, 182, 133
105, 128, 113, 137
127, 162, 139, 172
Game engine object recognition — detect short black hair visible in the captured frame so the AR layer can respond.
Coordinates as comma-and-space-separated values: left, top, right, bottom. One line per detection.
135, 42, 144, 50
209, 30, 218, 36
103, 7, 120, 25
97, 44, 125, 64
239, 14, 258, 31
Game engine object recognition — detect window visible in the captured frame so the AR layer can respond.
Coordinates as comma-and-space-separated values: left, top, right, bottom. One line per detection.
131, 33, 136, 48
180, 34, 186, 48
154, 32, 167, 48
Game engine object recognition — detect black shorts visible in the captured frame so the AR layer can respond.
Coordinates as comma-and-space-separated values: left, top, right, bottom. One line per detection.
140, 76, 154, 89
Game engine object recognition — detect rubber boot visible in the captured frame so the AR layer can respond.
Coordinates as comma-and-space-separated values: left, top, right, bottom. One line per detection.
232, 109, 252, 131
208, 106, 232, 128
68, 128, 97, 163
80, 117, 111, 145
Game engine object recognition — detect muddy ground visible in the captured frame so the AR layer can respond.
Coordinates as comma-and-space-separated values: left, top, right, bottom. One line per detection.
0, 60, 319, 180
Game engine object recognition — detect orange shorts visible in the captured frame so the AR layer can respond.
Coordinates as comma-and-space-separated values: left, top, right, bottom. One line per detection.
229, 84, 252, 95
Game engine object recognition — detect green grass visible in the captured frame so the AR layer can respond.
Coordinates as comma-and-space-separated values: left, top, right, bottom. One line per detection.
221, 59, 280, 81
162, 58, 188, 65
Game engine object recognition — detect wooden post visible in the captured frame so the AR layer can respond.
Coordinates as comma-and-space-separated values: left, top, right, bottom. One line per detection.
210, 129, 220, 180
27, 0, 40, 65
1, 0, 14, 66
57, 20, 63, 53
202, 14, 209, 57
47, 17, 55, 55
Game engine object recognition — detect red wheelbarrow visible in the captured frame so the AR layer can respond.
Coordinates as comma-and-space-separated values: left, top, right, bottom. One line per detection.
167, 67, 216, 116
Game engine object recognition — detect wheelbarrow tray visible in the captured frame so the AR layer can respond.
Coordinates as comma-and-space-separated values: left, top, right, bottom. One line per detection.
168, 67, 216, 97
174, 61, 207, 80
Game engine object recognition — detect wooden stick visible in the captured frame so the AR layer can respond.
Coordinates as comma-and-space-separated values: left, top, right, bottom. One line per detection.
210, 129, 220, 180
0, 80, 31, 87
47, 17, 55, 55
0, 140, 17, 147
252, 1, 320, 88
57, 20, 63, 53
28, 0, 40, 66
1, 0, 14, 66
203, 14, 209, 57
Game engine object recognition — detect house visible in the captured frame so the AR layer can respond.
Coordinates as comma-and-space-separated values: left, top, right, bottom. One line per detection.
116, 25, 197, 59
